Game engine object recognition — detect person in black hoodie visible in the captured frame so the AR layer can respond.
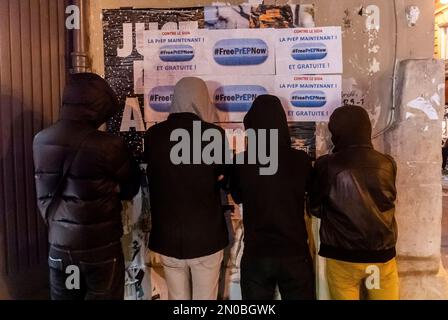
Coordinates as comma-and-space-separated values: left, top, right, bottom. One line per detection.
33, 73, 140, 300
310, 105, 398, 300
229, 95, 315, 300
144, 77, 229, 300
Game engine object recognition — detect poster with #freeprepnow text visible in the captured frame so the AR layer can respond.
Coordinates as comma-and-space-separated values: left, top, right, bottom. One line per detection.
144, 30, 209, 76
143, 75, 275, 123
143, 28, 276, 77
276, 27, 343, 75
205, 28, 276, 76
275, 74, 342, 122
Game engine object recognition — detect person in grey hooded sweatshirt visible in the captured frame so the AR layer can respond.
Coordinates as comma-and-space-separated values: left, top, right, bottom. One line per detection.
144, 77, 229, 300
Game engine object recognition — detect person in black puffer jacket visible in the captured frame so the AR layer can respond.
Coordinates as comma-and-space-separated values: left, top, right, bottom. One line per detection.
310, 105, 398, 300
33, 73, 140, 300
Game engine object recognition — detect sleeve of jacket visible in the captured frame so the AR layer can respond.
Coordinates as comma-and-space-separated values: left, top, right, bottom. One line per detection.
385, 154, 398, 202
228, 155, 243, 205
217, 127, 232, 190
301, 152, 314, 217
107, 137, 141, 201
309, 155, 329, 218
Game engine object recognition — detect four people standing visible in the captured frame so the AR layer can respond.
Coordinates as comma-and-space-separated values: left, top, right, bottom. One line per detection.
34, 74, 398, 301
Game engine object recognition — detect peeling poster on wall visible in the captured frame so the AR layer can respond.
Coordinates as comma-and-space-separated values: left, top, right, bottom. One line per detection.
103, 8, 205, 162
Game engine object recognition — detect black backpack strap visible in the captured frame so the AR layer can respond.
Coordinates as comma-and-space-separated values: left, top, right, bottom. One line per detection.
43, 127, 95, 224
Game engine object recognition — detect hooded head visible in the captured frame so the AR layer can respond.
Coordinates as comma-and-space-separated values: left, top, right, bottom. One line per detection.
329, 105, 373, 152
170, 77, 219, 123
243, 95, 291, 148
60, 73, 120, 128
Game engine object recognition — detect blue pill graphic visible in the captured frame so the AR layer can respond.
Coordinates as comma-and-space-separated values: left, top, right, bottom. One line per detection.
213, 39, 269, 66
290, 90, 327, 108
214, 85, 268, 112
291, 43, 328, 61
159, 45, 195, 62
148, 86, 175, 112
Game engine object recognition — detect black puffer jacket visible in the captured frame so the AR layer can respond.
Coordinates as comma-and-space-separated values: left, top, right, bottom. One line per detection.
33, 73, 140, 250
311, 106, 398, 263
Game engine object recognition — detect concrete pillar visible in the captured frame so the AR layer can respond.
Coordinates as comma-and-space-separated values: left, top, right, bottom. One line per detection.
385, 59, 448, 299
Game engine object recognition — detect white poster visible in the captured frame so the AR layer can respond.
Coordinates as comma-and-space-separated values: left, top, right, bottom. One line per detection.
143, 30, 209, 76
276, 27, 342, 75
202, 75, 275, 122
144, 76, 180, 123
144, 75, 275, 123
206, 28, 276, 75
275, 75, 342, 122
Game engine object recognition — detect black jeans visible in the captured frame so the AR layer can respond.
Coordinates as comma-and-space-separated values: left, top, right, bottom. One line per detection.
241, 254, 315, 300
48, 241, 125, 300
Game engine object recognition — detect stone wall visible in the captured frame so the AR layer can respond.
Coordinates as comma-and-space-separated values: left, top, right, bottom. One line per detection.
385, 59, 448, 299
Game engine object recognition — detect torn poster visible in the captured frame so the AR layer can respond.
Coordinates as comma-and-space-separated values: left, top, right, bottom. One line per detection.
407, 96, 439, 120
205, 4, 251, 29
102, 7, 205, 161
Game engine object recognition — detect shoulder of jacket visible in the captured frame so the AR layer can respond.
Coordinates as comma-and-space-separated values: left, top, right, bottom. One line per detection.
147, 122, 165, 132
368, 149, 397, 170
382, 153, 397, 166
315, 154, 331, 165
291, 148, 311, 161
86, 131, 126, 149
33, 125, 58, 145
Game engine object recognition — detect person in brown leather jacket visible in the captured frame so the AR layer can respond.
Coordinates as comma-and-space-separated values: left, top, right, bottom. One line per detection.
310, 105, 399, 300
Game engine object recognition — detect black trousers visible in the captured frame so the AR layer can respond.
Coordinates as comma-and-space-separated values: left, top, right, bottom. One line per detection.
48, 241, 125, 300
442, 147, 448, 169
241, 253, 315, 300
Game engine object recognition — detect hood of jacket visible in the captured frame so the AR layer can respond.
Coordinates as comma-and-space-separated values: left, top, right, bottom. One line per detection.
329, 105, 373, 152
244, 95, 291, 148
60, 73, 120, 128
170, 77, 219, 123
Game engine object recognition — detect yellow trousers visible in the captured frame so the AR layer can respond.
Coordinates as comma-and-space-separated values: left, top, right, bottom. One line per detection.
326, 258, 399, 300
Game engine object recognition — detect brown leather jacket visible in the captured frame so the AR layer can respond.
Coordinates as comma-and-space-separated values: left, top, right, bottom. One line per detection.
310, 106, 398, 263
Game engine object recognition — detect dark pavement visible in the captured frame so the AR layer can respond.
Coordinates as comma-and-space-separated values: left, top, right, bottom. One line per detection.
442, 184, 448, 268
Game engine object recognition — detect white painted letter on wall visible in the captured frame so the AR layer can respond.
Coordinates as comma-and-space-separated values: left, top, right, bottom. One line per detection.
118, 23, 133, 58
365, 5, 380, 31
120, 97, 146, 132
